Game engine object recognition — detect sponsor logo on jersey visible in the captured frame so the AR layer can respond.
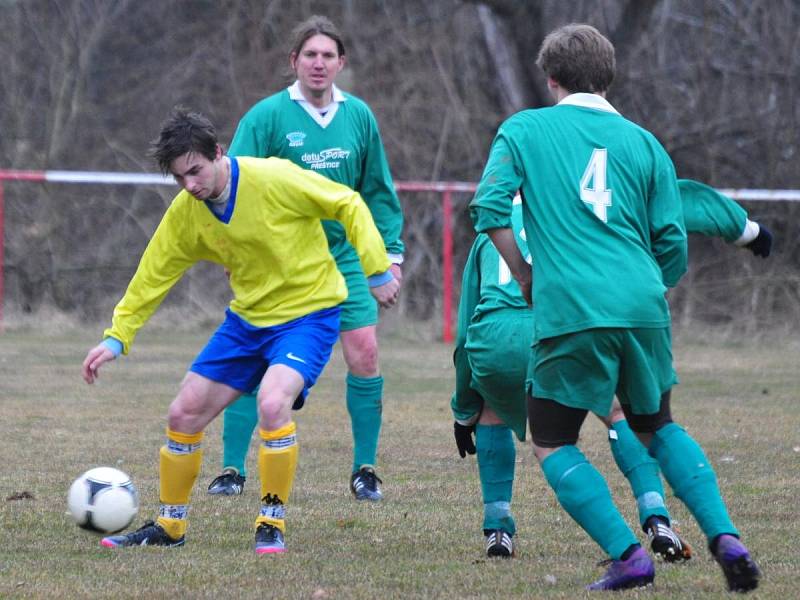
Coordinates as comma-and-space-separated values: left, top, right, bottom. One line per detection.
300, 147, 351, 170
286, 131, 306, 147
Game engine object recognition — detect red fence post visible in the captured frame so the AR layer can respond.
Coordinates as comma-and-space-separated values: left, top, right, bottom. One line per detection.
442, 189, 453, 343
0, 181, 4, 329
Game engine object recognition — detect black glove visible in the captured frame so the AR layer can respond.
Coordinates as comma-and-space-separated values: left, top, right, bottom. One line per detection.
454, 422, 477, 458
745, 225, 773, 258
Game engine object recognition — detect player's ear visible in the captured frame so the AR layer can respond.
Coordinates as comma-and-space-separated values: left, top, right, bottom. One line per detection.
289, 52, 298, 72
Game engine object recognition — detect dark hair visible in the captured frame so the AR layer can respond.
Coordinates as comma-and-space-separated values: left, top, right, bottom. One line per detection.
536, 24, 615, 94
149, 107, 219, 174
288, 15, 346, 60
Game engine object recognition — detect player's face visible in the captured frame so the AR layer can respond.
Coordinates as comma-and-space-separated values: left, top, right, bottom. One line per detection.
291, 34, 344, 100
170, 146, 226, 201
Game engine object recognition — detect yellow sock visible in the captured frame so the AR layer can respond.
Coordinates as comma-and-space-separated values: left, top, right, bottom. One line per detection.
156, 428, 203, 540
256, 422, 298, 533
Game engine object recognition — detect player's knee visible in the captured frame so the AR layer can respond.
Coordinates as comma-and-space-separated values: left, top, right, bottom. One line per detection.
342, 333, 379, 375
257, 394, 292, 429
478, 405, 504, 425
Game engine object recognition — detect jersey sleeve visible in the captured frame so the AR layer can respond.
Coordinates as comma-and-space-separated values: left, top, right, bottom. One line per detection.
356, 110, 405, 258
229, 109, 269, 158
451, 237, 485, 424
470, 131, 522, 233
273, 162, 391, 277
103, 203, 196, 354
678, 179, 748, 242
647, 151, 688, 288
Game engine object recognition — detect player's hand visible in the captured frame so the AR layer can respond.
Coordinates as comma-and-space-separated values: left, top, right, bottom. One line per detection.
81, 343, 116, 384
370, 277, 401, 309
745, 225, 773, 258
389, 263, 403, 288
454, 421, 477, 458
515, 271, 532, 306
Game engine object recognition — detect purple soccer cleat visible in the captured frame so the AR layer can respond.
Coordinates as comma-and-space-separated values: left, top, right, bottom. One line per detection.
586, 546, 655, 591
713, 535, 760, 592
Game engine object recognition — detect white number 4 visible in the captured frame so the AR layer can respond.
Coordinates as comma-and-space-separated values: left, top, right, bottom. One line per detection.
580, 148, 612, 222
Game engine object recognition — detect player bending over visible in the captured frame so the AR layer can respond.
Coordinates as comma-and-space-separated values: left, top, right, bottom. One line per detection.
81, 108, 398, 554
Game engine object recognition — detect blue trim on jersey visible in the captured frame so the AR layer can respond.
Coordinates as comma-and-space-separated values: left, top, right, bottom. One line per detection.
203, 157, 239, 224
367, 270, 394, 287
102, 337, 123, 357
190, 306, 340, 408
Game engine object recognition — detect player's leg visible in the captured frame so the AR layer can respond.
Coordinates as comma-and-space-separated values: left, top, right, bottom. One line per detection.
531, 330, 654, 590
337, 258, 385, 501
102, 373, 241, 548
254, 307, 340, 554
476, 407, 516, 557
466, 314, 530, 557
102, 311, 265, 549
601, 400, 691, 561
620, 327, 759, 591
208, 391, 257, 495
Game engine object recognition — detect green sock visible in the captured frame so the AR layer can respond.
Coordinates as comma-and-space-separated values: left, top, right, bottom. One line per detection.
650, 423, 738, 541
476, 424, 516, 536
542, 445, 638, 560
346, 373, 383, 473
609, 419, 670, 527
221, 391, 258, 478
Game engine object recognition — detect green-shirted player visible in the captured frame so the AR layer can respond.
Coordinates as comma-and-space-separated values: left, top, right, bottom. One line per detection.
453, 187, 771, 560
469, 24, 761, 592
81, 109, 398, 554
208, 15, 404, 501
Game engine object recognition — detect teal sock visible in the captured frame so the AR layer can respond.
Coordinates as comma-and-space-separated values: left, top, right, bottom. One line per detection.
221, 392, 258, 478
542, 445, 638, 559
476, 424, 516, 536
609, 420, 670, 527
650, 423, 738, 541
346, 373, 383, 473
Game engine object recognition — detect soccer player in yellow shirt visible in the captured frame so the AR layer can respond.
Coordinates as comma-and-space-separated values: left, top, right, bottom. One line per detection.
81, 108, 398, 554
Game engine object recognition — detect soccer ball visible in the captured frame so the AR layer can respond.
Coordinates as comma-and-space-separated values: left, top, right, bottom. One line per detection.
67, 467, 139, 533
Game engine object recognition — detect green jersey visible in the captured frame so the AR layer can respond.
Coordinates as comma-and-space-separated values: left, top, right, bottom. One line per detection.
454, 184, 754, 438
229, 83, 404, 262
678, 179, 748, 242
471, 93, 687, 343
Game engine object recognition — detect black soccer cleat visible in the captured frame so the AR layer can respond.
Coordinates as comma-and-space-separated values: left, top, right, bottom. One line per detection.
207, 468, 246, 496
255, 523, 286, 554
712, 534, 760, 592
645, 516, 692, 562
101, 520, 184, 548
350, 466, 383, 501
485, 529, 514, 558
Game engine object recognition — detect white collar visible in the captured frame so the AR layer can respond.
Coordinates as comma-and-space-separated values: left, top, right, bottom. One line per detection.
558, 93, 619, 114
288, 81, 346, 128
288, 80, 346, 103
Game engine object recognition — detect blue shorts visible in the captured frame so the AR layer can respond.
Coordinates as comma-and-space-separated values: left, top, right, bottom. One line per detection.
190, 306, 340, 409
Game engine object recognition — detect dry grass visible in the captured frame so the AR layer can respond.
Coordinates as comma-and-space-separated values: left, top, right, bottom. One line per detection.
0, 327, 797, 599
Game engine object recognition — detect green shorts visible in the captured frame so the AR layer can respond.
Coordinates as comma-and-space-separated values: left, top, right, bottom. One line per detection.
466, 310, 532, 441
334, 245, 378, 332
528, 327, 678, 417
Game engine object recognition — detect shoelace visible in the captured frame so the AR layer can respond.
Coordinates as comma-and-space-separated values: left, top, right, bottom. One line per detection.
124, 520, 160, 543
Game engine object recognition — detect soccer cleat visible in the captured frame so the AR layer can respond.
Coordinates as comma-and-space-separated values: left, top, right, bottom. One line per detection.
100, 520, 185, 548
350, 466, 383, 501
586, 547, 655, 591
207, 468, 245, 496
712, 534, 760, 592
254, 523, 286, 554
645, 516, 693, 562
485, 529, 514, 558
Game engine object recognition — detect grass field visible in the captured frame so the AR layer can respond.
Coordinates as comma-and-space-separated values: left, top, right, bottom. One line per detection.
0, 327, 798, 599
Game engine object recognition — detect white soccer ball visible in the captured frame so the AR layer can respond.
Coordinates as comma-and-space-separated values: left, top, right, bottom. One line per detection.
67, 467, 139, 534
